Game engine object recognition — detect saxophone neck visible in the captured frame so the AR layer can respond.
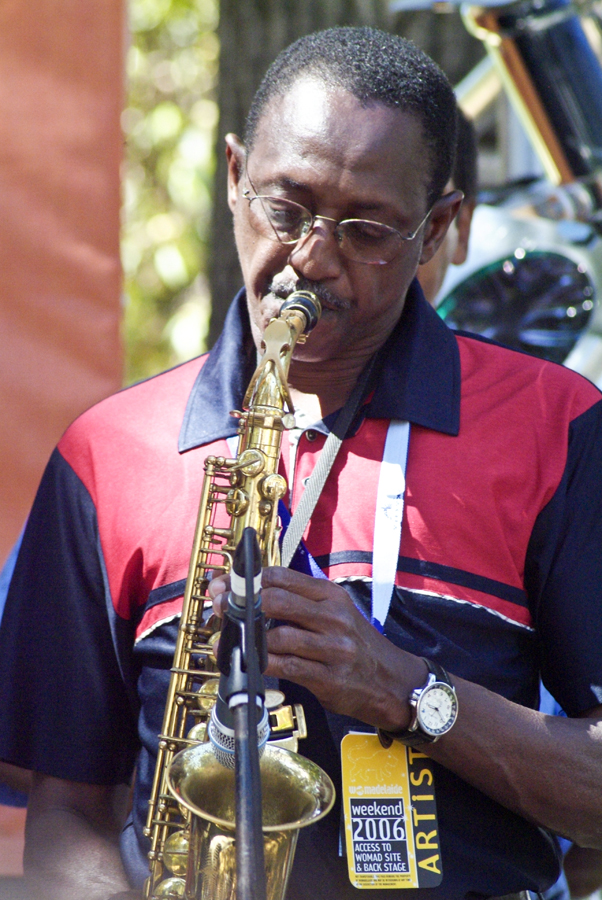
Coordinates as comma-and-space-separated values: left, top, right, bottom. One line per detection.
243, 291, 322, 412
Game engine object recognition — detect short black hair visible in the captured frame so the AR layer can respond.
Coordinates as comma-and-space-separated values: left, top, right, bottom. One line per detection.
244, 26, 458, 206
452, 110, 478, 200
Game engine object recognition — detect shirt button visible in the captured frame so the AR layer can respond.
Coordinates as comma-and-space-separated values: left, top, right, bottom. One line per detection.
305, 430, 317, 442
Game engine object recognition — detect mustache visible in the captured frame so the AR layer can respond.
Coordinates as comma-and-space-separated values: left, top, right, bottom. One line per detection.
267, 276, 349, 311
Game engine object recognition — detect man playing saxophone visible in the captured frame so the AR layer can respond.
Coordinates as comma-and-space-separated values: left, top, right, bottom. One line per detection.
1, 25, 602, 900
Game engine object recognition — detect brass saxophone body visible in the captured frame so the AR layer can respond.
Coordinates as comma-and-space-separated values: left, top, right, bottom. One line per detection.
143, 290, 335, 900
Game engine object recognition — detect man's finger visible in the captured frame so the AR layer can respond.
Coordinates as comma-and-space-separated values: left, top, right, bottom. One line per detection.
207, 573, 230, 598
265, 651, 332, 696
260, 584, 358, 633
266, 621, 349, 662
261, 565, 342, 601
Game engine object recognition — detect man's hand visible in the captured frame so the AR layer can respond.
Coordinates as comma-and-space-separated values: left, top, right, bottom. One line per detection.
0, 760, 32, 795
210, 565, 425, 732
108, 893, 143, 899
564, 844, 602, 898
23, 773, 132, 900
210, 566, 602, 850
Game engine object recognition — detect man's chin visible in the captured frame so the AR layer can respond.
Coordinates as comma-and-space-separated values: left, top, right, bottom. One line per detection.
291, 326, 344, 364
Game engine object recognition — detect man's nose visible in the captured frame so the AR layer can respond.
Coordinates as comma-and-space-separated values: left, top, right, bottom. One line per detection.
288, 218, 344, 281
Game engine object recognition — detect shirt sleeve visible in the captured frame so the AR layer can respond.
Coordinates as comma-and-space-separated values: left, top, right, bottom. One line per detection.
525, 399, 602, 716
0, 447, 140, 784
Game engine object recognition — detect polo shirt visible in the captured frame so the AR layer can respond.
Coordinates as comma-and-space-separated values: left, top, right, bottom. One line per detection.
1, 282, 601, 900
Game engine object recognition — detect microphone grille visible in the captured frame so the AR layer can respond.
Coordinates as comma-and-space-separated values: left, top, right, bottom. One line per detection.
208, 706, 270, 769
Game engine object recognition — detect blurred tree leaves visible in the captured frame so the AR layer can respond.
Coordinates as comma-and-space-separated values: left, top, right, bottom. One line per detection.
123, 0, 219, 383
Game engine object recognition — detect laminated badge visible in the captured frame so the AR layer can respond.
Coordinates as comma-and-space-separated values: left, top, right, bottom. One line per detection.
341, 733, 442, 890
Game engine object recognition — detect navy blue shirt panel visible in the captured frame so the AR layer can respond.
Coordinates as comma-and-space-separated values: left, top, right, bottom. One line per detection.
525, 400, 602, 715
0, 449, 140, 783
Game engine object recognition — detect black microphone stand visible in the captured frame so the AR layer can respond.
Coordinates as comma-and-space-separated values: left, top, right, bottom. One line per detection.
216, 527, 268, 900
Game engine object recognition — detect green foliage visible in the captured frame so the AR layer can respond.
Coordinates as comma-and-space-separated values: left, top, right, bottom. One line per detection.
123, 0, 219, 384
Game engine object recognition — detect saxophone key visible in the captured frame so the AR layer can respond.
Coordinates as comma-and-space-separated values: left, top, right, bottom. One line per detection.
231, 447, 265, 475
187, 721, 207, 743
259, 473, 287, 501
162, 830, 190, 877
225, 487, 249, 517
203, 526, 234, 539
195, 678, 220, 712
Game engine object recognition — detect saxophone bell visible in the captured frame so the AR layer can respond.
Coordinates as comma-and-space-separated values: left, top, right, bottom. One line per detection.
168, 743, 334, 900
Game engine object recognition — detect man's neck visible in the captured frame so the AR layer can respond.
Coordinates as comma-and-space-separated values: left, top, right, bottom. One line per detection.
288, 388, 325, 422
288, 354, 371, 419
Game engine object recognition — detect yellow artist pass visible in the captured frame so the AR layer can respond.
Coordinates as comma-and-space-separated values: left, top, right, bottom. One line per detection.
340, 733, 442, 889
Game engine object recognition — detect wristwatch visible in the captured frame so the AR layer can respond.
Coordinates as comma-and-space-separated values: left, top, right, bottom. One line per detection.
378, 657, 458, 748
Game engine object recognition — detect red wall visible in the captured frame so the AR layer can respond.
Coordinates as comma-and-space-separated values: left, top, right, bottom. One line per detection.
0, 0, 125, 567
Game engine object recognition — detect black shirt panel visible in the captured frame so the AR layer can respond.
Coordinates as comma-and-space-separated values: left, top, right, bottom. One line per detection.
0, 449, 139, 783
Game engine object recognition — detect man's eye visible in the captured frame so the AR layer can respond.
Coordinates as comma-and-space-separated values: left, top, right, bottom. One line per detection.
344, 220, 388, 245
264, 200, 302, 229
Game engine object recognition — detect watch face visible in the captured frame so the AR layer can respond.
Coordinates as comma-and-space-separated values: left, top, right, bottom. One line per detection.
417, 684, 458, 737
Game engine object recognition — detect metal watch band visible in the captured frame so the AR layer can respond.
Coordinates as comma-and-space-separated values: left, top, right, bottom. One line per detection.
377, 657, 456, 748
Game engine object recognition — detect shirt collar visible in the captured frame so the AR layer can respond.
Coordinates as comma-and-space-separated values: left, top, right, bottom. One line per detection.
178, 280, 460, 453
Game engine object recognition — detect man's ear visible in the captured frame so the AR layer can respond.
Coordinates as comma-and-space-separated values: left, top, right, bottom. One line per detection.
419, 190, 464, 266
451, 198, 476, 266
225, 133, 246, 213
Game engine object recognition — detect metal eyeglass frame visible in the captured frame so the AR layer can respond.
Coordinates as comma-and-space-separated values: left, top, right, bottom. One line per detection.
242, 172, 435, 265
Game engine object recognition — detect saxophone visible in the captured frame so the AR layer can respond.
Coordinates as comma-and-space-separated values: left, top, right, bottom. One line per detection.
143, 290, 335, 900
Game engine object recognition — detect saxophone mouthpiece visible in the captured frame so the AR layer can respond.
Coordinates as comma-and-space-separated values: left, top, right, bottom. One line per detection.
280, 290, 322, 334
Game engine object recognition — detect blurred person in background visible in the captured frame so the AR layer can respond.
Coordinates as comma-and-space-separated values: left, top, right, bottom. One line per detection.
420, 108, 602, 900
418, 108, 477, 307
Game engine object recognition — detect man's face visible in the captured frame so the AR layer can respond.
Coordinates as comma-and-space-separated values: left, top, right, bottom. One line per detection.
227, 78, 457, 364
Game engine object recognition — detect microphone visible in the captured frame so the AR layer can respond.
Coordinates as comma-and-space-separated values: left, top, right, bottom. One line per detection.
209, 529, 269, 768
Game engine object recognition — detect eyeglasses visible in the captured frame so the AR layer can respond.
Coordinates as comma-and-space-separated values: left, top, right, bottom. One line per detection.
242, 174, 433, 266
